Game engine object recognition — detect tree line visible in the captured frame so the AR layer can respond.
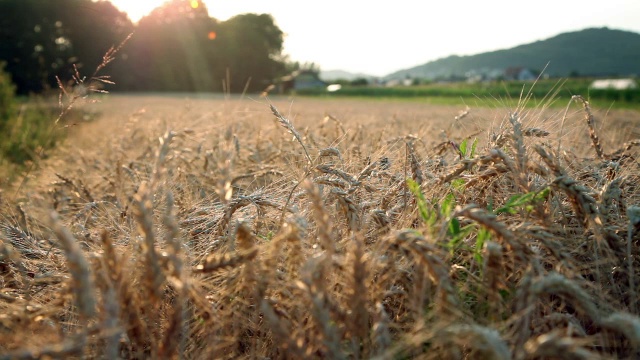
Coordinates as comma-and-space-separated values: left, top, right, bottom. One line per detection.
0, 0, 289, 94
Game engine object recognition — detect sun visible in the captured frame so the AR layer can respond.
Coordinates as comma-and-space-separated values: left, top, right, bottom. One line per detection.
107, 0, 167, 22
108, 0, 203, 23
107, 0, 253, 23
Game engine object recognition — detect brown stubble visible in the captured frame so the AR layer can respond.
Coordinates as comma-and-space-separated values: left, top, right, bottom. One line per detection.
3, 92, 640, 359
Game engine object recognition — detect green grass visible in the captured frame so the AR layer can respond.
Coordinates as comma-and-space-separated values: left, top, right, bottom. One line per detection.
0, 97, 94, 185
298, 78, 640, 109
0, 63, 81, 185
1, 102, 61, 163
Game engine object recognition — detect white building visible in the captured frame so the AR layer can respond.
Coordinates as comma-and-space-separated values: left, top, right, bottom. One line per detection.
590, 79, 638, 90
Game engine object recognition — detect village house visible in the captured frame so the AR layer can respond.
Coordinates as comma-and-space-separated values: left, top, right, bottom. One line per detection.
590, 78, 638, 90
278, 70, 326, 93
503, 67, 537, 81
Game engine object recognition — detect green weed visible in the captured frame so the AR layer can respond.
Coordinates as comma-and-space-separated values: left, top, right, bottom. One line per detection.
495, 187, 550, 215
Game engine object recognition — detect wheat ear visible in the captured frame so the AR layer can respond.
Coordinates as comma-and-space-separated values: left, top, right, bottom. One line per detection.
49, 211, 96, 321
271, 104, 312, 164
572, 95, 605, 159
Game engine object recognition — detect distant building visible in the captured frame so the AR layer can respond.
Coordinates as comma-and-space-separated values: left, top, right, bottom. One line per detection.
464, 68, 504, 83
384, 79, 401, 87
383, 77, 415, 87
590, 79, 638, 90
504, 67, 537, 81
279, 70, 326, 93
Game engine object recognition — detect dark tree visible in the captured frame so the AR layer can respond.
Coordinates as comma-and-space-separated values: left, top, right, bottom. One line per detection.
54, 0, 133, 89
350, 78, 369, 86
127, 6, 287, 93
0, 0, 132, 94
127, 0, 219, 91
1, 0, 288, 94
0, 62, 16, 133
215, 13, 286, 92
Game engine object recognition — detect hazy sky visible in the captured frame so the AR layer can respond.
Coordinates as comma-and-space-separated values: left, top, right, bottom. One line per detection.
109, 0, 640, 76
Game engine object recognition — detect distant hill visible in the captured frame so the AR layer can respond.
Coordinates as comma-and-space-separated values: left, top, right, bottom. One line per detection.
320, 69, 376, 81
385, 27, 640, 80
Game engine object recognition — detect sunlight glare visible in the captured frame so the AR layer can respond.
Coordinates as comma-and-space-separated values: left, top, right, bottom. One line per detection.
110, 1, 264, 23
108, 0, 165, 23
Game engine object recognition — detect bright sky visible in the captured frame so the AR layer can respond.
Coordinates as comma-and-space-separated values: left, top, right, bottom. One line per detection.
108, 0, 640, 77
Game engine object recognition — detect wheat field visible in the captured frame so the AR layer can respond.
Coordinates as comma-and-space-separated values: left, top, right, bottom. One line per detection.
1, 93, 640, 359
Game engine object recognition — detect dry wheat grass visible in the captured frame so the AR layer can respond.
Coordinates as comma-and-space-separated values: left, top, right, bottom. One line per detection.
0, 93, 639, 358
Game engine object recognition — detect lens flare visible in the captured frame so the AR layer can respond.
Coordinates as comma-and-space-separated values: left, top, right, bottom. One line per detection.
208, 31, 217, 40
190, 0, 199, 9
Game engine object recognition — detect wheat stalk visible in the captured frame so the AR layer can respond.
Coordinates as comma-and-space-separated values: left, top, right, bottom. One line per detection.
304, 180, 335, 255
346, 234, 369, 356
483, 241, 504, 321
572, 95, 605, 159
49, 211, 96, 321
271, 104, 312, 164
132, 183, 165, 305
456, 205, 532, 264
406, 140, 423, 185
436, 324, 511, 360
525, 330, 602, 360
